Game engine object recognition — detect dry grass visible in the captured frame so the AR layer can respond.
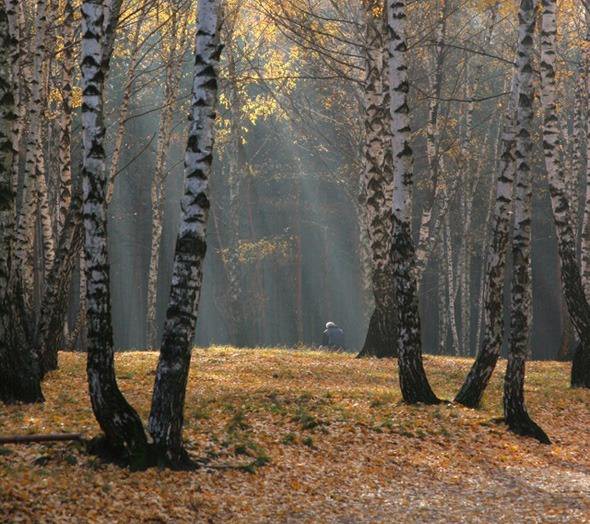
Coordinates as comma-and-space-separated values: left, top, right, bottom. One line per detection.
1, 348, 589, 522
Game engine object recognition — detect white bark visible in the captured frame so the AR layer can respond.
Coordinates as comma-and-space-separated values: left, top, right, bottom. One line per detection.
14, 0, 51, 303
359, 2, 397, 357
455, 70, 519, 406
581, 10, 590, 299
4, 0, 23, 193
0, 1, 43, 403
57, 0, 75, 238
415, 1, 447, 280
507, 0, 536, 405
81, 0, 148, 461
387, 0, 438, 404
444, 215, 460, 355
148, 0, 223, 462
542, 0, 590, 388
146, 14, 188, 348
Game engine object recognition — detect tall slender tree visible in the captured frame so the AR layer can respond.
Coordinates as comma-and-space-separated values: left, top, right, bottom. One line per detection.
4, 0, 24, 193
146, 12, 189, 348
105, 2, 148, 205
148, 0, 223, 465
581, 8, 590, 300
415, 0, 447, 282
455, 73, 519, 407
0, 1, 44, 404
387, 0, 438, 404
57, 0, 75, 239
14, 0, 52, 310
503, 0, 549, 443
358, 1, 397, 358
542, 0, 590, 388
80, 0, 149, 464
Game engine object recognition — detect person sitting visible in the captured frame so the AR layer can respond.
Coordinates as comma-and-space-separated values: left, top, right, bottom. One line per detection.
322, 322, 345, 351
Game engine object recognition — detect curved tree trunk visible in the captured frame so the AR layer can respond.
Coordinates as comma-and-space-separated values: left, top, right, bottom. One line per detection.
542, 0, 590, 388
455, 72, 519, 407
148, 0, 223, 466
474, 119, 504, 355
387, 0, 438, 404
81, 0, 148, 465
504, 0, 549, 443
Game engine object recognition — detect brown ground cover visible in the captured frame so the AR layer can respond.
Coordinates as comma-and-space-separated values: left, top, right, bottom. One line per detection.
1, 348, 589, 522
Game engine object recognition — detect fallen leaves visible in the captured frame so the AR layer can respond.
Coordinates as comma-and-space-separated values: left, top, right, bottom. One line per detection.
0, 348, 589, 522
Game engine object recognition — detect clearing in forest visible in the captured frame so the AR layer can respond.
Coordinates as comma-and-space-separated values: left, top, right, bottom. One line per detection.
1, 348, 589, 522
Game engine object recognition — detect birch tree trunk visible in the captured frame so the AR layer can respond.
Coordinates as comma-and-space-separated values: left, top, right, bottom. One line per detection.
358, 2, 397, 358
444, 214, 460, 355
0, 3, 43, 404
37, 162, 55, 273
542, 0, 590, 388
28, 0, 55, 275
387, 0, 438, 404
146, 14, 187, 348
415, 0, 447, 280
474, 120, 504, 355
67, 249, 87, 351
504, 0, 550, 443
569, 61, 585, 242
581, 10, 590, 299
57, 0, 75, 238
81, 0, 148, 464
455, 73, 519, 407
148, 0, 223, 466
4, 0, 24, 192
37, 197, 83, 375
14, 0, 51, 309
225, 44, 246, 347
105, 4, 147, 205
437, 235, 448, 352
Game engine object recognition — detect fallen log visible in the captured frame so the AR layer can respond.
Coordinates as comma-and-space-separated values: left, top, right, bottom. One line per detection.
0, 433, 82, 445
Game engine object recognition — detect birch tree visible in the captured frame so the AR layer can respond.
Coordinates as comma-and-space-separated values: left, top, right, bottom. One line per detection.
0, 2, 43, 404
415, 0, 447, 281
226, 48, 245, 346
14, 0, 52, 309
4, 0, 24, 192
503, 0, 550, 443
455, 73, 519, 407
105, 3, 148, 205
542, 0, 590, 388
581, 9, 590, 300
146, 13, 188, 348
358, 1, 397, 358
148, 0, 223, 465
81, 0, 149, 464
387, 0, 438, 404
57, 0, 75, 238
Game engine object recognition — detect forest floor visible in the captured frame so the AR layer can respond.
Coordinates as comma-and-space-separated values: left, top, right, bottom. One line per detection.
1, 348, 589, 523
